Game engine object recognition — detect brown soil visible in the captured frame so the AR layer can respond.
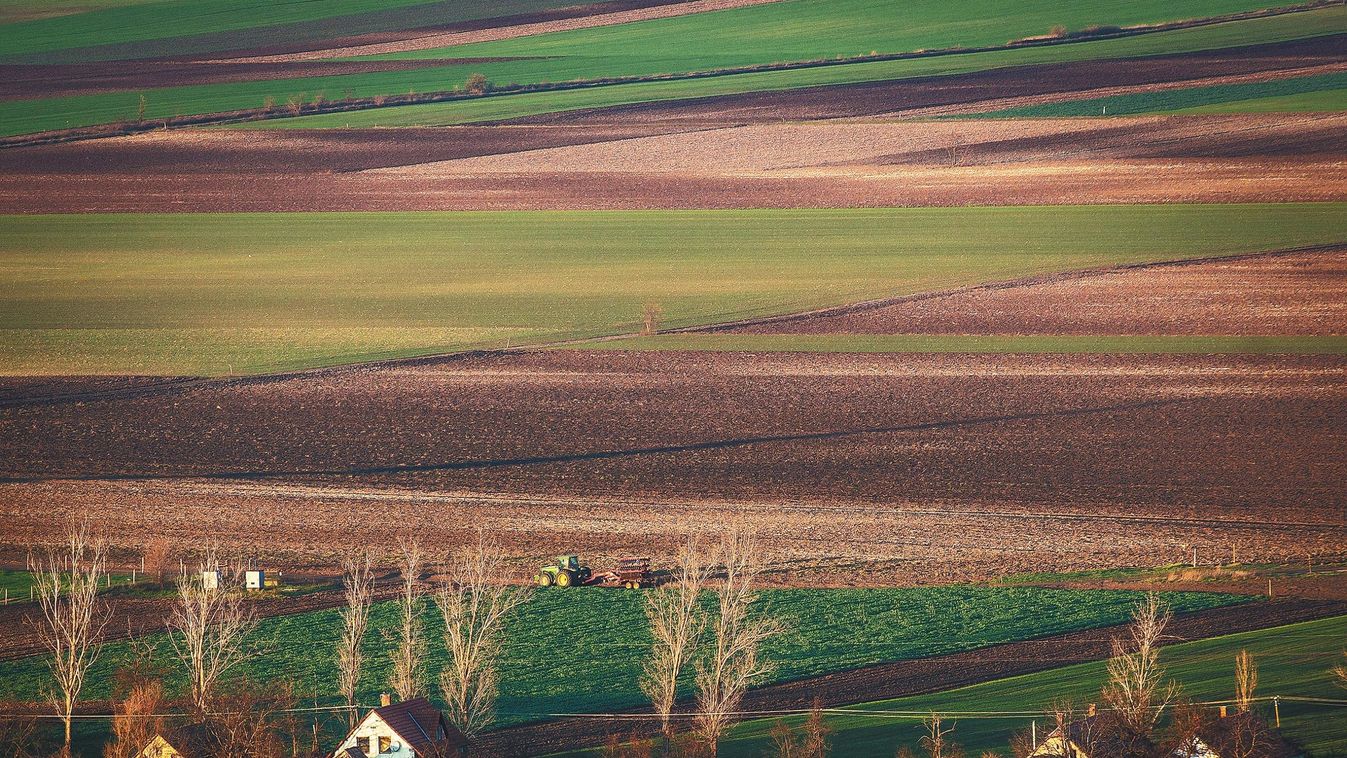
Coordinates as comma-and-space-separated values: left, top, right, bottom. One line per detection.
728, 249, 1347, 336
1, 114, 1341, 212
2, 352, 1344, 580
479, 597, 1347, 756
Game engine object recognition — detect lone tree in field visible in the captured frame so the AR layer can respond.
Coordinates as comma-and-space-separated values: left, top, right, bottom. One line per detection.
29, 523, 110, 753
435, 533, 531, 742
141, 537, 174, 590
388, 536, 429, 702
339, 551, 375, 725
641, 536, 711, 755
166, 549, 259, 715
1334, 651, 1347, 691
1235, 649, 1258, 712
1102, 592, 1177, 733
465, 73, 490, 95
641, 302, 663, 336
920, 713, 959, 758
693, 530, 784, 757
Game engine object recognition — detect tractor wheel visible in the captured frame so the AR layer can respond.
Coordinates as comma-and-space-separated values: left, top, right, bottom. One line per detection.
555, 570, 573, 588
535, 572, 554, 588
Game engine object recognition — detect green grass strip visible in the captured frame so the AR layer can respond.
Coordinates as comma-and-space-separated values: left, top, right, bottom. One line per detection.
970, 69, 1347, 117
232, 9, 1344, 131
576, 334, 1347, 355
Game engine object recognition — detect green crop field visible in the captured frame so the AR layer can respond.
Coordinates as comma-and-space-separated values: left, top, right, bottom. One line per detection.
575, 334, 1347, 355
0, 587, 1242, 729
230, 8, 1343, 131
0, 0, 585, 62
3, 2, 1341, 136
3, 204, 1344, 376
371, 0, 1282, 63
975, 70, 1347, 117
560, 614, 1347, 758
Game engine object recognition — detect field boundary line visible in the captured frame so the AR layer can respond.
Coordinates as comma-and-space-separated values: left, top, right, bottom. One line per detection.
2, 241, 1343, 410
672, 242, 1347, 334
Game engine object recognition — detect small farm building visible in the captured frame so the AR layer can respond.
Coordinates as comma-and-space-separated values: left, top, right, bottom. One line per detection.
1172, 711, 1303, 758
1028, 712, 1154, 758
136, 724, 212, 758
332, 696, 467, 758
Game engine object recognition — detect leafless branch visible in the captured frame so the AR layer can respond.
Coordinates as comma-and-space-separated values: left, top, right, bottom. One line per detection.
388, 536, 428, 702
693, 530, 784, 757
641, 535, 711, 752
435, 532, 531, 739
165, 547, 260, 715
339, 550, 375, 723
29, 521, 110, 752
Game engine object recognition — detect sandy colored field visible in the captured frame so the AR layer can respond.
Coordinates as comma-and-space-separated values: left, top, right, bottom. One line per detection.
2, 350, 1345, 582
729, 249, 1347, 336
1, 114, 1342, 212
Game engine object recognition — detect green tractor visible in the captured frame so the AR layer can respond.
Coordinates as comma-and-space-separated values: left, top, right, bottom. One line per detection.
534, 555, 592, 588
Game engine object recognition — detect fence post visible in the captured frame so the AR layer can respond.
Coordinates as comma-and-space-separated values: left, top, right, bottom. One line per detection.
1031, 720, 1037, 749
1274, 696, 1281, 728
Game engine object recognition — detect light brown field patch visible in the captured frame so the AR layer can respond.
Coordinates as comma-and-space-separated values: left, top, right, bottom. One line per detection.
730, 249, 1347, 336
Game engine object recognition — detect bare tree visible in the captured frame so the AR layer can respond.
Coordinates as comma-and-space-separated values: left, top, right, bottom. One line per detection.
29, 523, 110, 753
142, 537, 174, 590
166, 549, 259, 715
767, 700, 829, 758
338, 551, 375, 724
641, 536, 711, 754
642, 302, 664, 336
104, 679, 165, 758
388, 537, 428, 702
1102, 592, 1176, 732
693, 531, 784, 757
1333, 651, 1347, 690
1234, 649, 1257, 712
920, 714, 962, 758
435, 533, 532, 742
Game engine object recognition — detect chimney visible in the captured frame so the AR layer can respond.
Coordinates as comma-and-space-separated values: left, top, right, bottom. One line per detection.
1086, 703, 1096, 717
380, 693, 392, 707
1219, 705, 1228, 718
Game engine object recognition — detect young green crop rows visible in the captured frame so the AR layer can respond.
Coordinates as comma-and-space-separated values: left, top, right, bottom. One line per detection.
3, 204, 1344, 375
0, 586, 1242, 726
648, 614, 1347, 758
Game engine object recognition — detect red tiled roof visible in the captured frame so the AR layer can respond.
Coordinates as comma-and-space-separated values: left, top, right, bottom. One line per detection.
372, 698, 467, 753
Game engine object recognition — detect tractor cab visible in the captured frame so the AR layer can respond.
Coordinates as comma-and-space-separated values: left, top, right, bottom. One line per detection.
535, 554, 592, 588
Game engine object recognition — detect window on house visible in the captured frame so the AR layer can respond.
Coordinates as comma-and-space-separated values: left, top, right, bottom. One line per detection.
379, 736, 392, 753
357, 736, 371, 754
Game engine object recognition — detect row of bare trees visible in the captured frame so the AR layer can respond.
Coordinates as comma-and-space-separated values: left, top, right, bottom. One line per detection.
20, 523, 1347, 758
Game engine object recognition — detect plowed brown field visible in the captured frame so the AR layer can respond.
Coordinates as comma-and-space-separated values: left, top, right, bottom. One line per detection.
2, 114, 1342, 212
728, 249, 1347, 336
3, 351, 1344, 581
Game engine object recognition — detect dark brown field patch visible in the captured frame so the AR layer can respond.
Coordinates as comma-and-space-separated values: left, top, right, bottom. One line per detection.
2, 352, 1344, 580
